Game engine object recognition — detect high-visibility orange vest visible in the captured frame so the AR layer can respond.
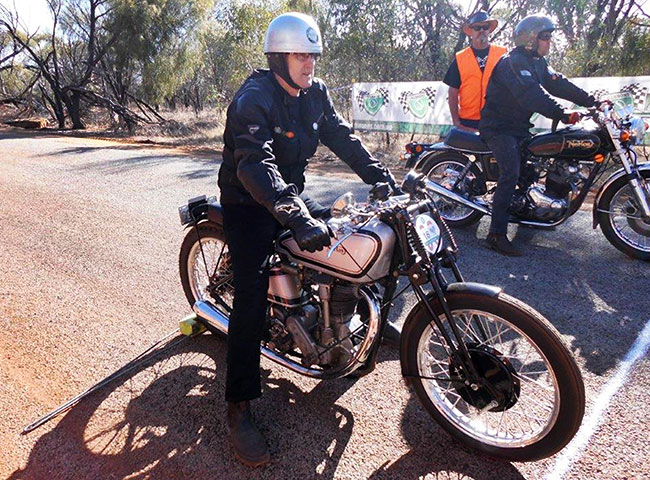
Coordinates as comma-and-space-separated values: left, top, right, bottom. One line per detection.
456, 45, 507, 121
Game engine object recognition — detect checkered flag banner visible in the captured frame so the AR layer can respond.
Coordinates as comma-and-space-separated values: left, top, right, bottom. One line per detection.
590, 83, 648, 111
357, 88, 390, 113
620, 83, 648, 110
589, 88, 609, 100
398, 87, 437, 114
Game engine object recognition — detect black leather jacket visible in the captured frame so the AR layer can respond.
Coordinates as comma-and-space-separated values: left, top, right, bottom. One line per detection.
479, 47, 595, 139
218, 69, 395, 216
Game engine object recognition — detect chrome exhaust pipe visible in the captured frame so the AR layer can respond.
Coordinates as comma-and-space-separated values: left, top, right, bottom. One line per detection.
192, 300, 326, 378
422, 177, 490, 215
193, 300, 229, 334
192, 288, 381, 380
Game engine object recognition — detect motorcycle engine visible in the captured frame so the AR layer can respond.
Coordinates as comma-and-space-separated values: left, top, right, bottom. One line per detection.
325, 284, 362, 368
525, 186, 568, 221
515, 158, 584, 222
266, 274, 362, 369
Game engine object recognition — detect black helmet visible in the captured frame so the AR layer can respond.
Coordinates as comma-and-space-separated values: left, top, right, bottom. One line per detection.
513, 14, 555, 52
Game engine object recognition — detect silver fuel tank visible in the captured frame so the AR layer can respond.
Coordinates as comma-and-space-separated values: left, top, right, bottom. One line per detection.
276, 217, 396, 283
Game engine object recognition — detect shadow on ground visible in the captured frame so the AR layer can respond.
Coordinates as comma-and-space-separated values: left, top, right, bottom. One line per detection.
12, 334, 526, 479
450, 218, 650, 376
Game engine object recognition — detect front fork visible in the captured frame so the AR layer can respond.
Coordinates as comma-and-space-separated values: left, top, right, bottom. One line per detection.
607, 122, 650, 218
395, 210, 502, 399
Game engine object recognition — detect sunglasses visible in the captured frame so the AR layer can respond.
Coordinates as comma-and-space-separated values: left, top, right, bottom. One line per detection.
291, 52, 321, 62
470, 24, 491, 32
538, 32, 553, 41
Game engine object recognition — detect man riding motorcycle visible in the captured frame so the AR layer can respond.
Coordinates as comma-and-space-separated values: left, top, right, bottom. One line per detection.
479, 14, 596, 256
217, 12, 400, 466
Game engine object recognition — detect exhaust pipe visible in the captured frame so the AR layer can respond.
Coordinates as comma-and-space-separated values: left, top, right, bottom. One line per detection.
193, 300, 229, 335
192, 300, 324, 378
422, 177, 490, 215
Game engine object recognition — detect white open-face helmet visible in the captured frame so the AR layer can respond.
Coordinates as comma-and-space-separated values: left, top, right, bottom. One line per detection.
263, 12, 323, 54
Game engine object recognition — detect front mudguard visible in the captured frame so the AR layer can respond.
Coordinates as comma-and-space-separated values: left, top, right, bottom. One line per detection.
399, 282, 502, 379
592, 163, 650, 228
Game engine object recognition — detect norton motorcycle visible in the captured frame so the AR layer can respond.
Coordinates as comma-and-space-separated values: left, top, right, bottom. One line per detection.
401, 102, 650, 260
177, 172, 585, 462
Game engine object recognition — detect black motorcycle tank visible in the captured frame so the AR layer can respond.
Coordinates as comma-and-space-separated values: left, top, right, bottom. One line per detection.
526, 129, 601, 158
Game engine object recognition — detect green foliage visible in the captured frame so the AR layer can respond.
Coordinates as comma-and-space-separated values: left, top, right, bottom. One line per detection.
2, 0, 649, 126
108, 0, 215, 103
204, 1, 281, 102
619, 25, 650, 76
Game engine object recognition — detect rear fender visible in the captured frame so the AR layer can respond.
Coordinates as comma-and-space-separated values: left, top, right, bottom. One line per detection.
399, 282, 502, 379
411, 142, 452, 170
180, 195, 223, 229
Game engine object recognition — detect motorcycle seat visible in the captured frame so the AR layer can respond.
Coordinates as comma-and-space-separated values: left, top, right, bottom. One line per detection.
206, 199, 223, 225
445, 128, 490, 153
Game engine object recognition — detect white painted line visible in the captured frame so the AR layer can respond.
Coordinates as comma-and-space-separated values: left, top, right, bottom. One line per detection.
546, 318, 650, 480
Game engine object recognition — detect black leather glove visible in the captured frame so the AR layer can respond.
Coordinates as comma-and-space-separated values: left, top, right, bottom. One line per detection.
369, 182, 391, 201
593, 99, 613, 111
369, 180, 404, 201
272, 190, 331, 253
292, 217, 331, 252
391, 183, 405, 196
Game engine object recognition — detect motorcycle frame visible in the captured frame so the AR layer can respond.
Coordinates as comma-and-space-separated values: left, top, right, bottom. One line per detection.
405, 136, 613, 228
183, 193, 496, 388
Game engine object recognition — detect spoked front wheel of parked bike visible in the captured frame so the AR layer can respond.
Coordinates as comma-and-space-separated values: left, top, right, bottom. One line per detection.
402, 291, 585, 461
597, 170, 650, 261
179, 222, 234, 323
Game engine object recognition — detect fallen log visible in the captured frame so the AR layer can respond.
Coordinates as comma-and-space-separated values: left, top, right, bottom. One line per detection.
5, 118, 49, 129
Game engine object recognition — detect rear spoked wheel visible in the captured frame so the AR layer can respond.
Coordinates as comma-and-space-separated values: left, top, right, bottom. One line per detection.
402, 292, 584, 461
179, 223, 233, 336
421, 152, 485, 227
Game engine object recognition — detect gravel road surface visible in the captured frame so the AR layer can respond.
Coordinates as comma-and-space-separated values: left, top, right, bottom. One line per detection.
1, 127, 648, 479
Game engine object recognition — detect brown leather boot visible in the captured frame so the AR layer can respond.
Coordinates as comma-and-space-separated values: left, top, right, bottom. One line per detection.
226, 401, 270, 467
486, 233, 522, 256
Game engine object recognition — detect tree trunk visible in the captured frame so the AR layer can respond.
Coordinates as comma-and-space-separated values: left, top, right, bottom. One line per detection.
65, 91, 86, 129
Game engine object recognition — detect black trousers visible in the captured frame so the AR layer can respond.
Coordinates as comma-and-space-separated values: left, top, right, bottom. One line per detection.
222, 204, 279, 402
221, 196, 328, 402
484, 134, 526, 235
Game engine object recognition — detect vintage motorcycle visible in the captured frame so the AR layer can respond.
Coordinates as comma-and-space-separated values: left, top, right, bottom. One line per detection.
177, 172, 584, 462
401, 102, 650, 260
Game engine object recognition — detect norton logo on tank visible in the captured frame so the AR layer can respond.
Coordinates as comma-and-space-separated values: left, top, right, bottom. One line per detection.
566, 138, 595, 149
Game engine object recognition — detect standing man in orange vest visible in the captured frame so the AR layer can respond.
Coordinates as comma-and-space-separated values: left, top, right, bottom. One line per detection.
443, 10, 506, 133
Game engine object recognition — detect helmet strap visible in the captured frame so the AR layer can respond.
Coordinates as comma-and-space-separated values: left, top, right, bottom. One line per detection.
267, 53, 302, 91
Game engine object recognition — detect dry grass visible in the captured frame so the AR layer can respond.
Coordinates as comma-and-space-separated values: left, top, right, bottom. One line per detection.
1, 103, 442, 169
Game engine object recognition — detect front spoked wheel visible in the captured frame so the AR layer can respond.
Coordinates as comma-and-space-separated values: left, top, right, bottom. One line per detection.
597, 170, 650, 261
402, 291, 584, 461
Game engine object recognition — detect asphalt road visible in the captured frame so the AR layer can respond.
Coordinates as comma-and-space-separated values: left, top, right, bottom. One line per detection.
1, 127, 648, 479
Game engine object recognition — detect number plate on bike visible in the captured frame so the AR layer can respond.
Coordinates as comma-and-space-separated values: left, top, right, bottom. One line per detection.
414, 214, 442, 255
